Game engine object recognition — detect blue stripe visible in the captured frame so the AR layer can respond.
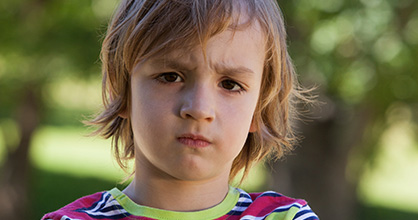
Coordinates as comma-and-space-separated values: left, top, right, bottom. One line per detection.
303, 217, 319, 220
78, 213, 130, 219
75, 192, 108, 212
239, 193, 252, 199
96, 193, 112, 210
293, 205, 319, 220
226, 210, 244, 216
99, 205, 125, 212
236, 201, 252, 207
74, 192, 131, 219
258, 192, 283, 198
226, 192, 253, 216
294, 210, 313, 218
272, 204, 301, 213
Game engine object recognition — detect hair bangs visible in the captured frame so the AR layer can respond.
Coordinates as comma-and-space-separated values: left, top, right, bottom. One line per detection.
119, 0, 262, 70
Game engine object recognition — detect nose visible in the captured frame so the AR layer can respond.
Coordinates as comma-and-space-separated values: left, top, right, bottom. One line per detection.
179, 84, 215, 122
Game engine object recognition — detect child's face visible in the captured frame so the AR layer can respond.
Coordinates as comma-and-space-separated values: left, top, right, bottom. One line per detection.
129, 21, 265, 182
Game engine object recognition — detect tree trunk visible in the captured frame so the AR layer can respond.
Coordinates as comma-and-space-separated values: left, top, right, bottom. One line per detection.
268, 96, 369, 220
0, 87, 40, 220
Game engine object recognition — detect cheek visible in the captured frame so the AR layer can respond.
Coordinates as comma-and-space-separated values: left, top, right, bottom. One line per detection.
130, 87, 169, 142
131, 81, 173, 117
130, 100, 173, 163
132, 99, 171, 132
221, 96, 259, 142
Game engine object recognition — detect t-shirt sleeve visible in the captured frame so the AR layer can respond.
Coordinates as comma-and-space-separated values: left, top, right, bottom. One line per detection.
42, 215, 79, 220
247, 191, 319, 220
292, 204, 319, 220
264, 203, 319, 220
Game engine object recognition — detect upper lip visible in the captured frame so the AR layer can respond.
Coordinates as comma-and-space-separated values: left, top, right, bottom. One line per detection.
178, 133, 211, 143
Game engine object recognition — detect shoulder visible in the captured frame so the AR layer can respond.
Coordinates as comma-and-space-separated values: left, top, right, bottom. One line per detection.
41, 190, 129, 220
234, 189, 319, 220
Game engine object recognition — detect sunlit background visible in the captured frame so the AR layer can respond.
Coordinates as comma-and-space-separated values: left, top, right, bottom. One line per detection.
0, 0, 417, 219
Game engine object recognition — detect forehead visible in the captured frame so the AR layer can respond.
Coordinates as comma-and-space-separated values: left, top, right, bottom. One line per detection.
144, 20, 266, 69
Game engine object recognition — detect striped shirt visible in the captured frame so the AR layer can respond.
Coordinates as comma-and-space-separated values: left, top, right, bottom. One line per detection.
42, 187, 319, 220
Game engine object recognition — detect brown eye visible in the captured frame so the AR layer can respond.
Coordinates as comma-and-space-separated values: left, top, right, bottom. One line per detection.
158, 72, 182, 83
221, 79, 241, 91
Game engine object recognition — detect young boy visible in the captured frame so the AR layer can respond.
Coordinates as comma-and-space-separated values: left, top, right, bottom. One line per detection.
43, 0, 319, 219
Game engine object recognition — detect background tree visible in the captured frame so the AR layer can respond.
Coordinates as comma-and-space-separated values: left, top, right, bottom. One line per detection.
270, 0, 418, 219
0, 0, 111, 219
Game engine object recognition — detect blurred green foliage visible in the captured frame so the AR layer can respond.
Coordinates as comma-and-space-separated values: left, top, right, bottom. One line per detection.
0, 0, 113, 123
279, 0, 418, 167
282, 0, 418, 104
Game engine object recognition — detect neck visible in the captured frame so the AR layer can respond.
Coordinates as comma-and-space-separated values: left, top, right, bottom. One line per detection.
122, 161, 230, 211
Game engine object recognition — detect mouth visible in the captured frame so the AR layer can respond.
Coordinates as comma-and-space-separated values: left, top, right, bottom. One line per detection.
177, 134, 211, 148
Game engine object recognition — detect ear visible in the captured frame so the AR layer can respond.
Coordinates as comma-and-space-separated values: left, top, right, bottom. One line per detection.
249, 117, 258, 133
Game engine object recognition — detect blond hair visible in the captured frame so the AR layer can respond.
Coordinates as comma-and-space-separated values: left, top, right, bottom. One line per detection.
89, 0, 310, 182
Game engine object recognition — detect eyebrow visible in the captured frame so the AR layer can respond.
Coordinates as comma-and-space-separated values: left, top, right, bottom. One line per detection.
213, 62, 255, 78
150, 58, 255, 78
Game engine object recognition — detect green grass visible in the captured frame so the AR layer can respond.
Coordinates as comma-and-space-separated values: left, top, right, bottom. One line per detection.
30, 126, 127, 181
358, 121, 418, 214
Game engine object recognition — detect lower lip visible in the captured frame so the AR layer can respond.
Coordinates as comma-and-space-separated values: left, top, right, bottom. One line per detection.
177, 137, 211, 148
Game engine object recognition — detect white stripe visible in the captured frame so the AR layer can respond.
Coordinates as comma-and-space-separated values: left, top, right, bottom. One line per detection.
231, 206, 248, 212
239, 202, 305, 220
299, 205, 312, 211
90, 192, 109, 212
81, 193, 129, 217
294, 212, 318, 220
60, 215, 80, 220
273, 202, 303, 212
239, 215, 262, 220
229, 189, 253, 212
293, 205, 318, 220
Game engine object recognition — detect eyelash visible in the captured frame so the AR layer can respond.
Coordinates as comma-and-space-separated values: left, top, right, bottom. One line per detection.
219, 79, 245, 94
155, 72, 183, 84
155, 72, 246, 94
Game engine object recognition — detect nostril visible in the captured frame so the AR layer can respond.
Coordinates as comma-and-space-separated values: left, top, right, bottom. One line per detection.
179, 105, 215, 121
